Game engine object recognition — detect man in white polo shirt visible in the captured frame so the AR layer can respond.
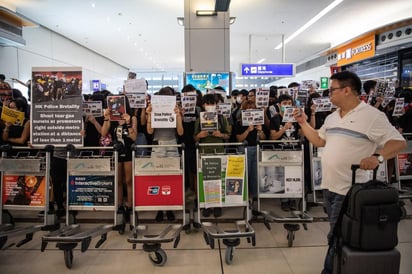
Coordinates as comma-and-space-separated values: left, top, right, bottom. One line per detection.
293, 71, 406, 274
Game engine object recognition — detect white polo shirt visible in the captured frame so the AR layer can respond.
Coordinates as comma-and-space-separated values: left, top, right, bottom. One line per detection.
318, 101, 404, 195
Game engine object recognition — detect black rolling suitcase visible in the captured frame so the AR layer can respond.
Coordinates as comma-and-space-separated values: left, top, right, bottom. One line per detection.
334, 245, 400, 274
333, 165, 402, 274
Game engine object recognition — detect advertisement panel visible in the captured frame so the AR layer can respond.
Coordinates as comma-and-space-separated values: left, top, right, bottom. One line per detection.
337, 32, 375, 66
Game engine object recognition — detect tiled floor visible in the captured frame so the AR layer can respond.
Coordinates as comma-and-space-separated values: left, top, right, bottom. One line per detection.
1, 199, 411, 274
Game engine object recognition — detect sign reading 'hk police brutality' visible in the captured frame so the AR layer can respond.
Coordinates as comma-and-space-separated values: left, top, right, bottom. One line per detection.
31, 67, 83, 146
241, 63, 295, 77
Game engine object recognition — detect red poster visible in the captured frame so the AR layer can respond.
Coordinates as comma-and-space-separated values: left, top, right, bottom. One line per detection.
134, 175, 183, 207
2, 175, 46, 206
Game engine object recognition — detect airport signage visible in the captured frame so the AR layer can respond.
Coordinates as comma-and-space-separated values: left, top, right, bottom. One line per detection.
241, 63, 295, 77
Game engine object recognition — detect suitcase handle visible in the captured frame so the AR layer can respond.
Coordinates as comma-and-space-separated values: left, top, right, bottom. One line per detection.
351, 164, 378, 184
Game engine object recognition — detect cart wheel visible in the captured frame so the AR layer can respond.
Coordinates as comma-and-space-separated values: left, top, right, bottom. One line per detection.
148, 249, 167, 266
287, 231, 295, 247
64, 249, 74, 269
225, 246, 234, 265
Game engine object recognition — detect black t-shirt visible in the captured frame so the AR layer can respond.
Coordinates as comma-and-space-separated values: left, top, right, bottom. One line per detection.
269, 114, 301, 148
84, 116, 104, 147
233, 120, 259, 146
109, 122, 134, 161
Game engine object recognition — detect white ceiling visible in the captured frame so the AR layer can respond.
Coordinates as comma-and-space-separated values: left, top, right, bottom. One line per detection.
2, 0, 412, 76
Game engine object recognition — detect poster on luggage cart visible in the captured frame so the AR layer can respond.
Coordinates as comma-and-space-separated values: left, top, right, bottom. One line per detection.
398, 153, 412, 177
2, 175, 46, 206
259, 166, 285, 194
225, 155, 245, 204
68, 175, 114, 206
284, 166, 302, 194
201, 157, 223, 207
134, 175, 183, 206
31, 67, 83, 147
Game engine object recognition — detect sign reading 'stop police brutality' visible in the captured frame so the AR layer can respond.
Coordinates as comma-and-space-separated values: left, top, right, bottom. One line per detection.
241, 63, 295, 77
31, 67, 83, 146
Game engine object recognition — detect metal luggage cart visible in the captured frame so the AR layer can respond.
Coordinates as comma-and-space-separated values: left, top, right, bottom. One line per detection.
196, 142, 256, 265
127, 144, 185, 266
0, 145, 59, 249
255, 140, 313, 247
394, 133, 412, 202
41, 145, 122, 269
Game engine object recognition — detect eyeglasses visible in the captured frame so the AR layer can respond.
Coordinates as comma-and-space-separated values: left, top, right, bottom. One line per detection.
330, 86, 345, 93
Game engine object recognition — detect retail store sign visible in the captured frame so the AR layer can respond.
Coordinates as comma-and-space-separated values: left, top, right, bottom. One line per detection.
337, 32, 375, 66
241, 63, 295, 77
320, 77, 329, 89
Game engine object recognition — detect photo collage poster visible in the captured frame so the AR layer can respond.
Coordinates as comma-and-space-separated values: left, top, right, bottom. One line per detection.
31, 67, 83, 146
82, 101, 103, 117
217, 103, 231, 118
312, 97, 332, 112
124, 78, 147, 109
241, 109, 264, 126
181, 93, 197, 114
255, 87, 270, 108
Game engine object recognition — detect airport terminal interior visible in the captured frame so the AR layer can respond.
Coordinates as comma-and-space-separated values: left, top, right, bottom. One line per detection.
1, 1, 412, 273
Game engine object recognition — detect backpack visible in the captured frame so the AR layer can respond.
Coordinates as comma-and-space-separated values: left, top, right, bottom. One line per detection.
339, 165, 402, 251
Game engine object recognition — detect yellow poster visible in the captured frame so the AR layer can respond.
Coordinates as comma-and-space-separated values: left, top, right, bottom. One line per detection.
226, 155, 245, 178
1, 106, 24, 126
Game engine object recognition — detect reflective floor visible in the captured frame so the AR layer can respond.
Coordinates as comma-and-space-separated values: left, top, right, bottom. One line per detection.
1, 198, 412, 274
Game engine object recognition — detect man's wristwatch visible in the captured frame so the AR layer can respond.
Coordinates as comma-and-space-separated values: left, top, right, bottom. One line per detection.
374, 154, 384, 163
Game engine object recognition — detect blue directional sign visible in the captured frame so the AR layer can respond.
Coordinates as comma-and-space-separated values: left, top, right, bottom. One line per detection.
241, 63, 295, 77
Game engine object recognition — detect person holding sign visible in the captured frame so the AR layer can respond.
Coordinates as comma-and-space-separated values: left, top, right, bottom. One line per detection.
2, 98, 30, 146
269, 94, 302, 211
146, 86, 184, 222
234, 100, 265, 200
194, 93, 231, 217
101, 95, 137, 227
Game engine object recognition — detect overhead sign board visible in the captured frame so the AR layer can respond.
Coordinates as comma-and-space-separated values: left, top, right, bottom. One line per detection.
241, 63, 295, 77
337, 32, 375, 66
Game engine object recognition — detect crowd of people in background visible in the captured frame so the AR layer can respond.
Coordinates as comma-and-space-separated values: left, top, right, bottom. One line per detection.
1, 72, 412, 227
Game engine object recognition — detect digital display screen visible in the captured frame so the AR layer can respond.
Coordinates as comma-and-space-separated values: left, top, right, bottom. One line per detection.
185, 72, 231, 94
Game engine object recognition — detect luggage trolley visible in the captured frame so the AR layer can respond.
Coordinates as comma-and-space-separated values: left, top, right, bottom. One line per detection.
395, 133, 412, 201
127, 144, 185, 266
196, 142, 256, 265
41, 145, 123, 269
0, 145, 59, 249
255, 140, 313, 247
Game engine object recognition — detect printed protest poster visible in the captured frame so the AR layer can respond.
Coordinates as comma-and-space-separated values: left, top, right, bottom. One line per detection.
124, 78, 147, 94
200, 111, 218, 131
217, 103, 231, 118
225, 155, 245, 204
124, 78, 147, 108
126, 93, 146, 109
202, 157, 223, 207
107, 95, 126, 121
284, 166, 302, 194
1, 106, 25, 126
282, 107, 297, 122
181, 95, 197, 114
151, 95, 176, 128
241, 109, 264, 126
398, 153, 412, 176
255, 87, 270, 108
393, 97, 404, 117
312, 159, 322, 190
313, 97, 332, 112
2, 175, 46, 206
31, 67, 83, 146
82, 101, 103, 117
259, 166, 285, 194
